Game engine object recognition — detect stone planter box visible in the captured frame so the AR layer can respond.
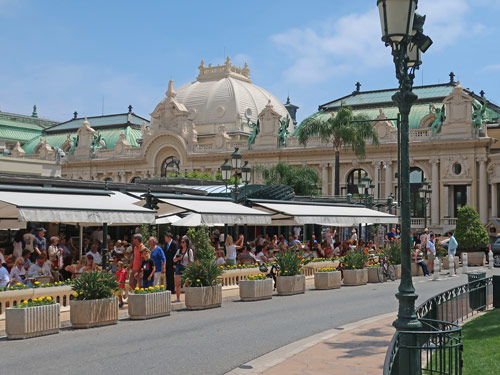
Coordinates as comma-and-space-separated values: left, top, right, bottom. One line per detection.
393, 264, 401, 279
367, 267, 382, 283
185, 285, 222, 310
412, 263, 424, 276
239, 279, 273, 301
6, 303, 60, 339
314, 271, 341, 290
441, 256, 459, 270
465, 252, 485, 266
70, 297, 118, 328
276, 275, 306, 295
342, 269, 368, 286
128, 291, 171, 319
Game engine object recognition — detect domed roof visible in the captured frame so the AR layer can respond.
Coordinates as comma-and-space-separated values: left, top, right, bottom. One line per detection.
173, 58, 291, 130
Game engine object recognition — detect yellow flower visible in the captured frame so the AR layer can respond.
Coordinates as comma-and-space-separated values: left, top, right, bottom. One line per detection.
196, 279, 200, 282
149, 287, 154, 290
160, 285, 165, 288
34, 281, 40, 285
140, 288, 144, 291
33, 298, 38, 302
79, 291, 83, 295
135, 287, 139, 291
46, 297, 52, 301
16, 282, 21, 286
73, 292, 78, 297
155, 285, 159, 289
23, 300, 28, 305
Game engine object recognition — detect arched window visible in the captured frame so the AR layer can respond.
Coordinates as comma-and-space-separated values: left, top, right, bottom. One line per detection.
410, 167, 424, 217
161, 156, 180, 177
346, 169, 368, 195
104, 177, 113, 182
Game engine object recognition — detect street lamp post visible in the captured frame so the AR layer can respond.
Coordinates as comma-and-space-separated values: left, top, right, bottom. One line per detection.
221, 148, 252, 202
358, 176, 375, 208
378, 1, 432, 374
419, 179, 432, 230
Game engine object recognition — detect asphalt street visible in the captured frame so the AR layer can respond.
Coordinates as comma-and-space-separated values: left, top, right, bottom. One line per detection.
2, 268, 498, 375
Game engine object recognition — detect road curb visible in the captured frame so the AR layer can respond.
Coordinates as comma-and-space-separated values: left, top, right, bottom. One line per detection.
224, 311, 396, 375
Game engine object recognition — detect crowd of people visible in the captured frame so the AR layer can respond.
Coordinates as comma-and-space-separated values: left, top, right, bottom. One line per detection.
0, 224, 459, 304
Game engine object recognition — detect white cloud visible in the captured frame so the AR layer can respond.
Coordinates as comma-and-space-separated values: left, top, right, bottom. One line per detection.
272, 0, 484, 85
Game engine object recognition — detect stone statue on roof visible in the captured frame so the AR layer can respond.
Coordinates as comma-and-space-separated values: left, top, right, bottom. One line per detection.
430, 104, 446, 135
472, 95, 487, 132
90, 131, 106, 157
246, 115, 260, 150
277, 115, 290, 148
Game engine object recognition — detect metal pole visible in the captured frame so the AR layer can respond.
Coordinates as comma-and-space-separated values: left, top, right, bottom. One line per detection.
102, 223, 108, 269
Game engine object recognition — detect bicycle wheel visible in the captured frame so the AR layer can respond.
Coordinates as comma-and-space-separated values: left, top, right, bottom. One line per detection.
377, 265, 386, 282
387, 264, 396, 281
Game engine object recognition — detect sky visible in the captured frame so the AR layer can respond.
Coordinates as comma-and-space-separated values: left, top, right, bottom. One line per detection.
0, 0, 499, 124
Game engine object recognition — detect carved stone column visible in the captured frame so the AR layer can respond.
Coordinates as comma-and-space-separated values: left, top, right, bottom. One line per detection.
431, 159, 440, 225
373, 163, 380, 199
385, 161, 393, 198
491, 183, 498, 219
478, 156, 488, 223
321, 164, 329, 195
466, 185, 472, 208
443, 185, 449, 219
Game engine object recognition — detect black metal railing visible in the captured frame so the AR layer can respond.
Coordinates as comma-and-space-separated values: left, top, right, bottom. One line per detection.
384, 277, 493, 375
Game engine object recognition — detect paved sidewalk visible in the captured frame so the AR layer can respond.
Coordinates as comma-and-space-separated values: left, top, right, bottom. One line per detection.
228, 313, 396, 375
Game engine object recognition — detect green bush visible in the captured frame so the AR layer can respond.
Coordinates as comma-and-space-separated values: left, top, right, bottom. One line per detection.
275, 250, 309, 276
181, 226, 223, 287
386, 240, 402, 265
342, 250, 369, 270
72, 271, 119, 300
455, 206, 489, 251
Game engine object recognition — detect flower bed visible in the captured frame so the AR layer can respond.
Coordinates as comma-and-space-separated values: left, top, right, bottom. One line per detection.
6, 298, 60, 339
128, 286, 171, 320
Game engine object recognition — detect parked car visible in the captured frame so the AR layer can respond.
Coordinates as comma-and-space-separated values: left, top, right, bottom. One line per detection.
490, 236, 500, 267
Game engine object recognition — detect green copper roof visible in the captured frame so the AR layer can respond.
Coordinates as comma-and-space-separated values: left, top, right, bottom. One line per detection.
0, 111, 58, 143
23, 126, 143, 155
45, 113, 149, 133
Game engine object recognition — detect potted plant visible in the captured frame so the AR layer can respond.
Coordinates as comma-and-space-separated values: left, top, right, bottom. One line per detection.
6, 296, 59, 339
70, 271, 119, 328
367, 262, 383, 283
239, 274, 273, 301
275, 251, 309, 295
342, 251, 368, 286
386, 241, 402, 278
128, 285, 171, 319
182, 227, 224, 310
314, 267, 341, 290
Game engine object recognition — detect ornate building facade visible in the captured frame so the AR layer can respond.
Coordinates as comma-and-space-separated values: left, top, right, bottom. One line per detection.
4, 60, 500, 235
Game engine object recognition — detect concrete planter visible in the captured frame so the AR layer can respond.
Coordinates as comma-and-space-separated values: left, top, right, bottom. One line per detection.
314, 271, 341, 290
393, 264, 402, 279
239, 279, 273, 301
6, 303, 60, 339
276, 275, 306, 295
367, 267, 382, 283
128, 291, 171, 319
342, 269, 368, 286
70, 297, 118, 328
441, 256, 459, 270
185, 285, 222, 310
465, 252, 485, 266
412, 263, 424, 276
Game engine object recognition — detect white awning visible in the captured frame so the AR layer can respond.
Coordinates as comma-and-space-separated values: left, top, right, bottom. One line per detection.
172, 213, 224, 227
0, 190, 156, 225
250, 201, 399, 226
142, 196, 271, 225
155, 215, 182, 224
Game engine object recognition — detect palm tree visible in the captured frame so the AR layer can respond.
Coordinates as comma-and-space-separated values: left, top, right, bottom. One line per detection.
258, 162, 320, 196
297, 104, 379, 196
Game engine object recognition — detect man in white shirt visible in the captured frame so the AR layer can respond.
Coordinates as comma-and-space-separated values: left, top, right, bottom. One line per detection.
23, 227, 35, 254
27, 253, 52, 279
0, 264, 10, 287
426, 233, 436, 273
86, 245, 102, 264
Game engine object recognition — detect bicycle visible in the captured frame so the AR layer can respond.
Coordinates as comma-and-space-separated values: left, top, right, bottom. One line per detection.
377, 255, 396, 282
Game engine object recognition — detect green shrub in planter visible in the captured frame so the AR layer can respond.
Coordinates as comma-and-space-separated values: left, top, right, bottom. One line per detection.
386, 241, 402, 265
275, 250, 310, 276
342, 250, 369, 270
455, 206, 488, 252
72, 271, 119, 300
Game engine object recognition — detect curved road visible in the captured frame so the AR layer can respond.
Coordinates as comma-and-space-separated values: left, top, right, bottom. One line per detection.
2, 269, 497, 375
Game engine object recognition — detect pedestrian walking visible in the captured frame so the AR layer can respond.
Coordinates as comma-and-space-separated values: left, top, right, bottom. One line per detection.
115, 261, 127, 308
426, 233, 436, 273
173, 237, 194, 303
129, 234, 147, 289
163, 233, 178, 294
447, 231, 458, 274
149, 236, 165, 287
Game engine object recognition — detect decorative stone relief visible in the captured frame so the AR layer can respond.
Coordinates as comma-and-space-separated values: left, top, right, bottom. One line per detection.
444, 155, 471, 178
214, 125, 231, 149
258, 100, 282, 136
10, 141, 25, 158
114, 133, 131, 155
60, 135, 74, 152
442, 82, 474, 132
182, 122, 198, 150
141, 121, 152, 144
33, 137, 44, 155
150, 80, 190, 135
39, 140, 55, 161
372, 109, 395, 140
73, 118, 97, 158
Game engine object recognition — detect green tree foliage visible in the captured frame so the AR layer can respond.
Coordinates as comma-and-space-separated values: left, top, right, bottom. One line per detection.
386, 240, 402, 265
258, 162, 320, 196
182, 226, 223, 287
297, 104, 379, 195
72, 271, 119, 300
455, 206, 489, 251
139, 224, 157, 243
342, 250, 369, 270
